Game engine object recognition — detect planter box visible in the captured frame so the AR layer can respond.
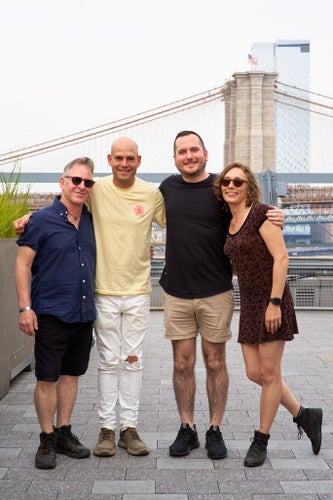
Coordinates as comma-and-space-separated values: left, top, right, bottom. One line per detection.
0, 239, 34, 399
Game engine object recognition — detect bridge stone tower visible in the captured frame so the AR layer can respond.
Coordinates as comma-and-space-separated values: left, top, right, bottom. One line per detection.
222, 71, 278, 173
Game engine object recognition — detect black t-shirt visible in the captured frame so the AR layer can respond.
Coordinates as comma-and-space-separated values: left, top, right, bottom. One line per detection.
159, 173, 232, 299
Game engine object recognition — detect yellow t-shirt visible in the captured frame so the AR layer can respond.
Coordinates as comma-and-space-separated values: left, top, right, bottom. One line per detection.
87, 176, 166, 295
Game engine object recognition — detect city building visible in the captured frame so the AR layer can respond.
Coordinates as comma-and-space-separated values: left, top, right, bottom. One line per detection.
251, 40, 311, 174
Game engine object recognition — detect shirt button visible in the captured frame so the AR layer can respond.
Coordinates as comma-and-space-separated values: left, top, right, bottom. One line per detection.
82, 279, 86, 283
82, 296, 86, 299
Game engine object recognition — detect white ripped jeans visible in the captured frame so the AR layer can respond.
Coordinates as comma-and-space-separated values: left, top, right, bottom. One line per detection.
94, 294, 150, 431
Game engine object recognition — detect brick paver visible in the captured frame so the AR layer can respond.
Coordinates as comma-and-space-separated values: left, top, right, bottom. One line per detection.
0, 310, 332, 499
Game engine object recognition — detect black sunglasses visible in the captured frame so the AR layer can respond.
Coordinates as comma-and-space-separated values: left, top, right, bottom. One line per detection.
64, 176, 95, 188
221, 177, 248, 188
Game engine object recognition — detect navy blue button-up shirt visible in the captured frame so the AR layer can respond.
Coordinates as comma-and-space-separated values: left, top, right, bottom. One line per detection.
17, 197, 96, 323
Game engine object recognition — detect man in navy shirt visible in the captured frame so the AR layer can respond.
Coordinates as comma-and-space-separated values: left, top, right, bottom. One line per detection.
15, 157, 96, 469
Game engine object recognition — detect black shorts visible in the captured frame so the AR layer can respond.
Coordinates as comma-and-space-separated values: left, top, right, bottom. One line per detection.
34, 315, 93, 381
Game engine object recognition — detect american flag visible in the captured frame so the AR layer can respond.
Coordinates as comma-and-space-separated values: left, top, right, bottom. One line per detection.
248, 53, 258, 65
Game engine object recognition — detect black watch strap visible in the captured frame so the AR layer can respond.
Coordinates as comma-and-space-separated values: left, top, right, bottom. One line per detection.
269, 298, 281, 306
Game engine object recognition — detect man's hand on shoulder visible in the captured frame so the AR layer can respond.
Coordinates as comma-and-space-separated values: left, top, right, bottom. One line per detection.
266, 206, 285, 228
13, 213, 31, 235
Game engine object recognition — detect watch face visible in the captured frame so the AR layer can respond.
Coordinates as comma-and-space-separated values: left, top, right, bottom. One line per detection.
271, 298, 281, 305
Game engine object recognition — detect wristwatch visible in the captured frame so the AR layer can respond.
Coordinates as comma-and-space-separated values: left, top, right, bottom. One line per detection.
269, 298, 281, 306
19, 306, 31, 313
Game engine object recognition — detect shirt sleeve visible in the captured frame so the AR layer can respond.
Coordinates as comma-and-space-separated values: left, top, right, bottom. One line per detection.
153, 188, 166, 227
16, 213, 44, 252
253, 203, 270, 231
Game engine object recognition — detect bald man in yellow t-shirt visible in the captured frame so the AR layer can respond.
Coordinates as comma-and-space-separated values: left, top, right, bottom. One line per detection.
88, 137, 166, 458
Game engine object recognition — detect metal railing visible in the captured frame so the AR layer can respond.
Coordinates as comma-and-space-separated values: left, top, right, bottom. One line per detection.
150, 258, 333, 311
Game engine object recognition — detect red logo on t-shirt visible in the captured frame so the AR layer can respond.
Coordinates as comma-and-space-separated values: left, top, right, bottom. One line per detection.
134, 204, 145, 216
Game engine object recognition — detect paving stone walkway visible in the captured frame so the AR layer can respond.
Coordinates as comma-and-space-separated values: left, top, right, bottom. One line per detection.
0, 310, 332, 499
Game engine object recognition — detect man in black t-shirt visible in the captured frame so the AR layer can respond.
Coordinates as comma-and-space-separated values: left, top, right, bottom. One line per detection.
160, 130, 284, 460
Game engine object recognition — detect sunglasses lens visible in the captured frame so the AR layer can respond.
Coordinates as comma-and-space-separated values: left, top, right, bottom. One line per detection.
233, 179, 244, 187
71, 177, 82, 185
221, 179, 231, 187
84, 179, 95, 188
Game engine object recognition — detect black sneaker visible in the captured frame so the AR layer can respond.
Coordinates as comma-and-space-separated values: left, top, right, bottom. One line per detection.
35, 432, 56, 469
55, 424, 90, 458
205, 425, 227, 459
169, 423, 200, 456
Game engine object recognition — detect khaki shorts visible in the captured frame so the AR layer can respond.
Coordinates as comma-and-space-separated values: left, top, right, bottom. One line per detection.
163, 290, 234, 343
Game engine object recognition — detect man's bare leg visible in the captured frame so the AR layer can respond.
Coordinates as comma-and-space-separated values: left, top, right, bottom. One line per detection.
202, 339, 228, 426
169, 338, 200, 456
34, 380, 57, 433
56, 375, 79, 427
172, 338, 196, 426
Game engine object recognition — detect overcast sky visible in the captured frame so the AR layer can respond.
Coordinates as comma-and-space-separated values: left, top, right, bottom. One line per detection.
1, 0, 332, 162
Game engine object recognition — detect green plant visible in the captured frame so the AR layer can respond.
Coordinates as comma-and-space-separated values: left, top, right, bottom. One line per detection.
0, 166, 31, 238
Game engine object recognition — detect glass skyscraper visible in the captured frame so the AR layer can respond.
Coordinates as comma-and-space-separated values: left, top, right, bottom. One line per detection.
251, 40, 310, 173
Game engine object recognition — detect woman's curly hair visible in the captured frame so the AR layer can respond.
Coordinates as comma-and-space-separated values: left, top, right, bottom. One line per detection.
213, 162, 261, 211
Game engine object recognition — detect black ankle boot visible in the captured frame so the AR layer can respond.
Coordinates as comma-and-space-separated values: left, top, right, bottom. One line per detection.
244, 430, 270, 467
293, 406, 322, 455
54, 424, 90, 458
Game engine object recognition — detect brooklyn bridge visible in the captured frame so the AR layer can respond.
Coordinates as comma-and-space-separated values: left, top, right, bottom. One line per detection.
1, 70, 333, 245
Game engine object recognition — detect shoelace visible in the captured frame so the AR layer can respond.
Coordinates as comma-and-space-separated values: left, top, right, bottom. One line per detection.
176, 426, 191, 439
62, 428, 81, 444
206, 429, 222, 444
296, 424, 304, 440
127, 428, 140, 440
249, 439, 267, 452
40, 436, 54, 454
101, 428, 113, 439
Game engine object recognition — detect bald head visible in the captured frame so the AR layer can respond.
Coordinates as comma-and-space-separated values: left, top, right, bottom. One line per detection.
111, 137, 139, 156
107, 137, 141, 188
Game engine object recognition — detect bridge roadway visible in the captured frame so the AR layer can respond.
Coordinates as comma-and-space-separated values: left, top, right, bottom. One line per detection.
20, 172, 333, 226
285, 214, 333, 225
0, 309, 332, 498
